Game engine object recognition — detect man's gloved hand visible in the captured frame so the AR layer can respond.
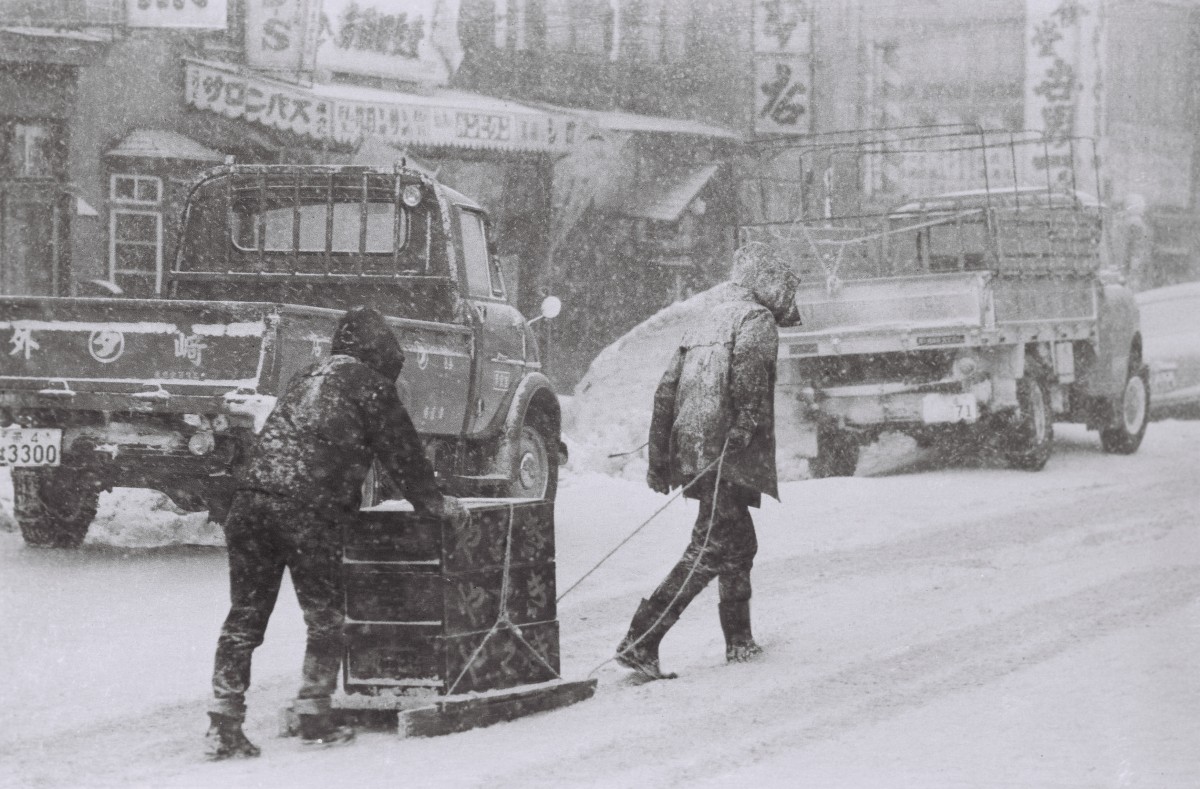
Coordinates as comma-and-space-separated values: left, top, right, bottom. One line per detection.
725, 427, 753, 455
437, 495, 470, 528
646, 467, 669, 495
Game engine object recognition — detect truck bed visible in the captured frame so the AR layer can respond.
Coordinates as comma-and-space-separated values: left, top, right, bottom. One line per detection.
0, 296, 473, 436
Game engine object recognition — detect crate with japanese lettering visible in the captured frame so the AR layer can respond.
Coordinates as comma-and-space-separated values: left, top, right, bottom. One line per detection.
341, 497, 564, 698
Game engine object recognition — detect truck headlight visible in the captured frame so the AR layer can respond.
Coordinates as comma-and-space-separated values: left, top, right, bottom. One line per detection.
188, 430, 216, 456
954, 355, 979, 378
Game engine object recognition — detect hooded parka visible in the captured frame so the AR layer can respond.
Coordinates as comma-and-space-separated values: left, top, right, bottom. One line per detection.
647, 242, 797, 503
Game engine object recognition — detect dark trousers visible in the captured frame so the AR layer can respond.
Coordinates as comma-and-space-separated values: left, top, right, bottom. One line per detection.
636, 480, 759, 645
210, 491, 346, 721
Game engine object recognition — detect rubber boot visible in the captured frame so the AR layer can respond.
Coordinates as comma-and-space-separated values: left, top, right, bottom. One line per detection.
204, 713, 261, 760
298, 713, 356, 746
615, 598, 678, 679
719, 600, 763, 663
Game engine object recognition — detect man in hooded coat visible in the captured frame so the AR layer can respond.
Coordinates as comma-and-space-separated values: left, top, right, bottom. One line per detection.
205, 306, 462, 758
616, 242, 798, 679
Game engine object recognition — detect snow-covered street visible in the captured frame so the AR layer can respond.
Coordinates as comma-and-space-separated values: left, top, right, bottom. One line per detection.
2, 421, 1197, 788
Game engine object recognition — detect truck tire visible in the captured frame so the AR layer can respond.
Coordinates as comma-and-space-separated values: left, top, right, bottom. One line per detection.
1100, 363, 1150, 455
1003, 370, 1053, 471
506, 419, 559, 501
811, 426, 859, 478
13, 468, 100, 549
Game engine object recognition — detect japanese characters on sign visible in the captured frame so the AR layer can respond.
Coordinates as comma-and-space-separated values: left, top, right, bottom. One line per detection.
754, 56, 811, 137
127, 0, 228, 30
752, 0, 811, 136
244, 0, 321, 71
185, 60, 579, 154
317, 0, 464, 87
1023, 0, 1099, 188
186, 61, 332, 141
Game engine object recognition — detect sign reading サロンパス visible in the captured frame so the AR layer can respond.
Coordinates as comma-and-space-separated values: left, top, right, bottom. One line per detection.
127, 0, 228, 30
186, 60, 333, 141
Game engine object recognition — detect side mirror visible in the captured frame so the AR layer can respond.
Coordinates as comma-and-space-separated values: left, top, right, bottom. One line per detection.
540, 295, 562, 320
528, 295, 562, 325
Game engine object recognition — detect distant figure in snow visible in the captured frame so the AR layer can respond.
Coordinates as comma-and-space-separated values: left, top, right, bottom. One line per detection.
615, 242, 799, 679
205, 306, 465, 759
1119, 193, 1152, 291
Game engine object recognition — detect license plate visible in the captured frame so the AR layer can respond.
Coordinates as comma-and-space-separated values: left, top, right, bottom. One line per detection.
0, 428, 62, 467
921, 394, 978, 424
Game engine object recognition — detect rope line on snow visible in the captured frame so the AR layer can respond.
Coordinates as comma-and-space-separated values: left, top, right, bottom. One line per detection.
555, 453, 723, 605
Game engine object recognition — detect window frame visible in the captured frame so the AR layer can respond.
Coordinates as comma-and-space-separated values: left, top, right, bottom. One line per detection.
457, 207, 506, 300
109, 207, 164, 296
110, 174, 163, 206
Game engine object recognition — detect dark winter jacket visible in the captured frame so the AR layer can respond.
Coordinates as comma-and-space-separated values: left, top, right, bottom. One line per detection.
648, 244, 796, 503
239, 306, 442, 514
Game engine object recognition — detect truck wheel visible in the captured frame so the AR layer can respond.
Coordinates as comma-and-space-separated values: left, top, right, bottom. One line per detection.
13, 468, 100, 549
507, 420, 559, 501
1100, 363, 1150, 455
811, 427, 859, 478
1004, 372, 1053, 471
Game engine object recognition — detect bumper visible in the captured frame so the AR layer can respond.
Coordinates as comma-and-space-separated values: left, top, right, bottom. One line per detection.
816, 379, 993, 428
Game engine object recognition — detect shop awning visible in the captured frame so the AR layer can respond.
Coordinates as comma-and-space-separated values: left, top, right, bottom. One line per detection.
560, 108, 741, 142
0, 27, 110, 65
106, 129, 225, 162
184, 58, 585, 155
620, 163, 723, 223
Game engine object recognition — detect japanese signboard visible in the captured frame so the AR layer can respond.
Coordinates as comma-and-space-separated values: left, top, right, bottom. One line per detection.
245, 0, 321, 71
185, 60, 332, 141
1023, 0, 1100, 188
754, 56, 811, 137
127, 0, 228, 29
752, 0, 811, 136
316, 0, 463, 86
753, 0, 811, 54
184, 60, 579, 154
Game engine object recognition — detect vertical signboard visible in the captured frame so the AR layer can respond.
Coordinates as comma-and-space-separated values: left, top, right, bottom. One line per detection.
126, 0, 228, 29
1023, 0, 1101, 191
245, 0, 321, 72
316, 0, 463, 86
752, 0, 811, 137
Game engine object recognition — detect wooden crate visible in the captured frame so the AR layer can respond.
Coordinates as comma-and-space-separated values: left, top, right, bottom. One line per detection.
342, 498, 560, 696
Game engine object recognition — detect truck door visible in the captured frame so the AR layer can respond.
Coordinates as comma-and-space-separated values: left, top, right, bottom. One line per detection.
455, 206, 526, 433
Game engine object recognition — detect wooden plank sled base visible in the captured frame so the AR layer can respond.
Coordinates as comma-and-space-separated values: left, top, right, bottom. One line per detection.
281, 678, 597, 738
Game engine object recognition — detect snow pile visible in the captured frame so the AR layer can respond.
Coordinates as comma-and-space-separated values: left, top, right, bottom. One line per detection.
89, 488, 224, 548
563, 285, 727, 482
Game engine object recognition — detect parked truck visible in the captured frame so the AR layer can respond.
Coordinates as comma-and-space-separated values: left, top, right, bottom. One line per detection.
0, 164, 562, 548
740, 131, 1148, 476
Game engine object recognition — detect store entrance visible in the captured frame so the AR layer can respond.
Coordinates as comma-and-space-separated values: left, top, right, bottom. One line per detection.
0, 182, 63, 295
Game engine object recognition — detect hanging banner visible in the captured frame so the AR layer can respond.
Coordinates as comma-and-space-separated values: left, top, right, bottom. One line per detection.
185, 60, 333, 141
245, 0, 321, 72
127, 0, 228, 29
184, 59, 582, 154
317, 0, 463, 86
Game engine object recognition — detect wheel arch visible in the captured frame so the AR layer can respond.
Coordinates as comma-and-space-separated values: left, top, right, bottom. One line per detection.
479, 372, 561, 481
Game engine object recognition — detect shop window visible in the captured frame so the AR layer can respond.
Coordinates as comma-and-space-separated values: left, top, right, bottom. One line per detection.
110, 175, 164, 296
495, 0, 530, 50
622, 0, 683, 62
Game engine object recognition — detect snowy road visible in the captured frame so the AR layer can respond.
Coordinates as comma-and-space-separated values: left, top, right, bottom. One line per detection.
2, 423, 1198, 788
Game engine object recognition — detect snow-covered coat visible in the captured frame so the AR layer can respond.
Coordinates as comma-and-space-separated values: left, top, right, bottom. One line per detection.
647, 243, 796, 503
239, 306, 443, 514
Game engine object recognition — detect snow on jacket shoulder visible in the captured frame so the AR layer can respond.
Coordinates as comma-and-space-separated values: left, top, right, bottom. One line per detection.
648, 282, 780, 502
